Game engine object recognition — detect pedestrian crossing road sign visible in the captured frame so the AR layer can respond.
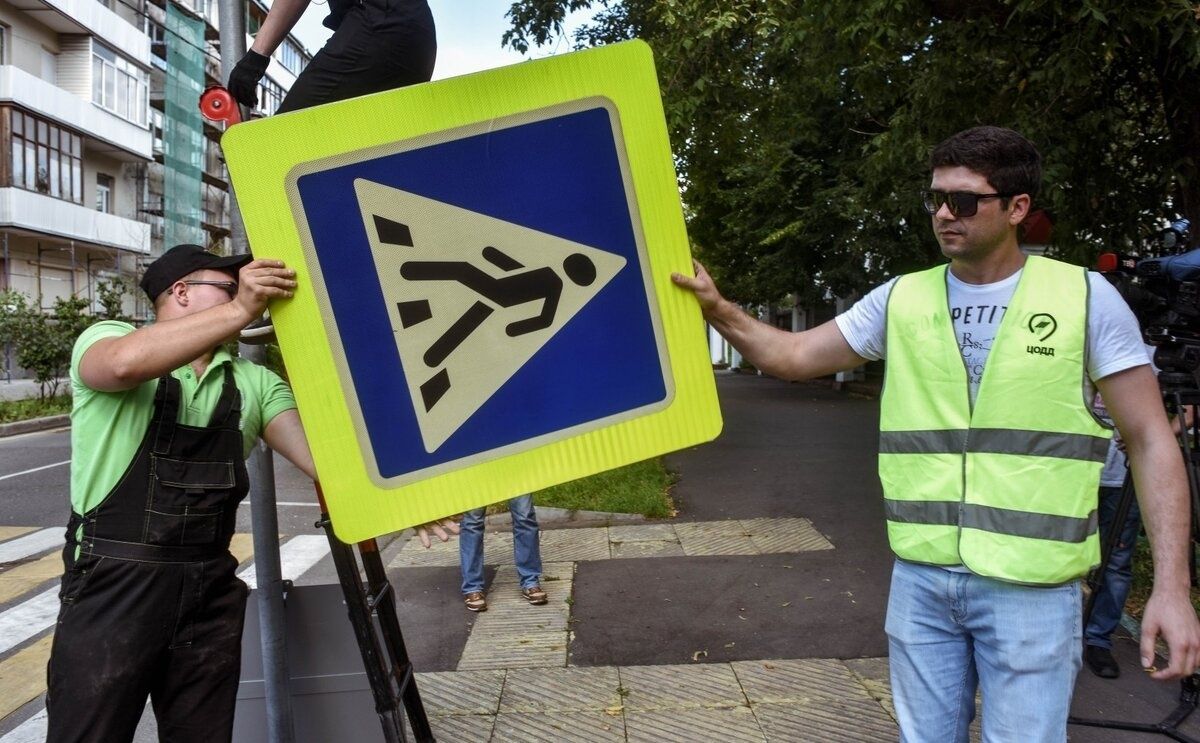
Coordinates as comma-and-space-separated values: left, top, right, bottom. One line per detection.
222, 40, 722, 543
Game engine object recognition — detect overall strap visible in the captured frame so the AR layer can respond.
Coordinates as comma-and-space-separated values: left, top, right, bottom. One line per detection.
151, 374, 182, 456
207, 364, 243, 429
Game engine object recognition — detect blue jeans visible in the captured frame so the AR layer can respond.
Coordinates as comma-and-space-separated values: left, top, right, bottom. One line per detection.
459, 494, 542, 594
1085, 485, 1141, 649
886, 559, 1082, 743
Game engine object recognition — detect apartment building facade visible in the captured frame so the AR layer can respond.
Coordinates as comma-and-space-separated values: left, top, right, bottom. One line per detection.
0, 0, 307, 376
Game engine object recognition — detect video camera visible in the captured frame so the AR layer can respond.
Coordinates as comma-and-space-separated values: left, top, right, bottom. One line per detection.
1098, 218, 1199, 380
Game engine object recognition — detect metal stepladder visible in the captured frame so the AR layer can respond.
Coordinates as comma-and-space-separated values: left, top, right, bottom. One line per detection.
198, 85, 436, 743
314, 483, 435, 743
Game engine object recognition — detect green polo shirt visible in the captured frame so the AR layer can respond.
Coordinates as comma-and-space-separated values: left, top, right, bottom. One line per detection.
69, 320, 297, 516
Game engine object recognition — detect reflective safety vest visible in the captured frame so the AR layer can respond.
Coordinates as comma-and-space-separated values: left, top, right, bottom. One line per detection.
879, 256, 1112, 585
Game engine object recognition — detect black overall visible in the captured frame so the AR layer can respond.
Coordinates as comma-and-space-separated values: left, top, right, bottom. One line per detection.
47, 366, 251, 743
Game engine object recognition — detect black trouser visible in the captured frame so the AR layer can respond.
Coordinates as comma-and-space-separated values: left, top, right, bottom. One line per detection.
276, 0, 436, 114
46, 552, 248, 743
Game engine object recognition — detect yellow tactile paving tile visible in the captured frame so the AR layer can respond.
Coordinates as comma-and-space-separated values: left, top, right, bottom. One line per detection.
0, 634, 53, 721
0, 553, 62, 605
228, 533, 255, 565
0, 527, 37, 543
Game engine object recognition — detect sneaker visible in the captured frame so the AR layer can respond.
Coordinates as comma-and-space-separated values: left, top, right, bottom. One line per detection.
521, 585, 548, 605
240, 312, 276, 345
464, 592, 487, 612
1084, 645, 1120, 679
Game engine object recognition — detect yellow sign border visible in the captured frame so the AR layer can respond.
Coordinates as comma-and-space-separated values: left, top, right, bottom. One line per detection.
223, 40, 721, 542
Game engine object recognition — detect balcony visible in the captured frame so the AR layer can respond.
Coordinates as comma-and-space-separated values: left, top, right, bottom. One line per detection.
0, 66, 152, 161
0, 188, 151, 253
7, 0, 151, 67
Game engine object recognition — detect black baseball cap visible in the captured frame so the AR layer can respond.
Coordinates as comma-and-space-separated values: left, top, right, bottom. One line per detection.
140, 244, 251, 301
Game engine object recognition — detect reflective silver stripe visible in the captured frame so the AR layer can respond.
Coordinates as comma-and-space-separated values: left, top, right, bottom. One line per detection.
962, 503, 1097, 543
879, 430, 966, 454
885, 501, 1098, 543
968, 429, 1109, 462
879, 428, 1108, 462
884, 500, 959, 526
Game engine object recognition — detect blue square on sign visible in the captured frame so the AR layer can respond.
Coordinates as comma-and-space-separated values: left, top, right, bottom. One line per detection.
288, 100, 672, 484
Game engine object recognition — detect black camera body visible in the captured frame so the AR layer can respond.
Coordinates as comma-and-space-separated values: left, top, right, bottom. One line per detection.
1099, 218, 1198, 379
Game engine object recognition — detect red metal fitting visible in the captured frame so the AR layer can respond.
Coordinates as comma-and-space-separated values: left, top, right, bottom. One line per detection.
199, 86, 242, 127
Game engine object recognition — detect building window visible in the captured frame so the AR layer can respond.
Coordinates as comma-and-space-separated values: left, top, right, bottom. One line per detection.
258, 77, 284, 116
247, 6, 263, 37
150, 108, 163, 156
96, 173, 113, 213
279, 39, 305, 76
8, 108, 83, 204
144, 18, 166, 69
0, 25, 8, 65
91, 42, 148, 127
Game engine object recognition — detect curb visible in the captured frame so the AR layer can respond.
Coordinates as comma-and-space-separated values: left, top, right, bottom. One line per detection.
484, 506, 648, 529
0, 414, 70, 437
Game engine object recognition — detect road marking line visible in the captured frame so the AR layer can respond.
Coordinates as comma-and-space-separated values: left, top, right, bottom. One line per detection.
0, 635, 54, 721
238, 534, 329, 589
0, 461, 68, 483
0, 588, 58, 656
0, 707, 46, 742
0, 530, 61, 565
0, 553, 62, 605
0, 528, 35, 544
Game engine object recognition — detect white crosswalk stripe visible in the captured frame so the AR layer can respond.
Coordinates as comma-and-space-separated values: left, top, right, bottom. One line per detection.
0, 533, 335, 736
0, 708, 45, 742
0, 529, 62, 565
238, 534, 330, 589
0, 588, 58, 656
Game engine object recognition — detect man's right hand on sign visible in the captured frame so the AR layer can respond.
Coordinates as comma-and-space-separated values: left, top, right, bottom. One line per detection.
233, 259, 296, 326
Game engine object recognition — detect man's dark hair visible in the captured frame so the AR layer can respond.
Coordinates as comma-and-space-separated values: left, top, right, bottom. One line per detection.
930, 126, 1042, 203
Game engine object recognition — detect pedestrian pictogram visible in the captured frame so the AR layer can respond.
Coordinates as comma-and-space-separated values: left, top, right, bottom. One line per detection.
222, 40, 722, 543
355, 179, 628, 452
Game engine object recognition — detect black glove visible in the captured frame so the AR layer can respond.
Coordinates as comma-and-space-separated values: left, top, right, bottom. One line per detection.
227, 50, 271, 108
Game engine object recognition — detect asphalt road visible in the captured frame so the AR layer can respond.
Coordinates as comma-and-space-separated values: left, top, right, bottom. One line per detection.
0, 426, 321, 535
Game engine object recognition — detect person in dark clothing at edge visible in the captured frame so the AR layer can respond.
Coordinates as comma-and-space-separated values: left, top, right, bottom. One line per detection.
226, 0, 435, 115
225, 0, 435, 342
45, 245, 453, 743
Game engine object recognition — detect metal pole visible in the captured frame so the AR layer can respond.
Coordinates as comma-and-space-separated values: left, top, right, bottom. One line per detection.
4, 232, 10, 382
215, 0, 295, 739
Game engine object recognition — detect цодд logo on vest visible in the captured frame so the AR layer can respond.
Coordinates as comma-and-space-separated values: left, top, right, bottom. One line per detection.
1027, 312, 1058, 356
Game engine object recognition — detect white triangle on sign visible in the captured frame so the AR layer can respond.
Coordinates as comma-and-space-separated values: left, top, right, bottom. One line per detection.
354, 178, 628, 453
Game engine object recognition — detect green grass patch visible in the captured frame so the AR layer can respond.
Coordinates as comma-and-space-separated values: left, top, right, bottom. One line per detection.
1124, 537, 1200, 621
526, 458, 677, 519
0, 395, 71, 424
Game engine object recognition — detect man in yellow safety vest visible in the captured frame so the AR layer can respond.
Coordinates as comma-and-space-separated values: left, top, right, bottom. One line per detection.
672, 126, 1200, 742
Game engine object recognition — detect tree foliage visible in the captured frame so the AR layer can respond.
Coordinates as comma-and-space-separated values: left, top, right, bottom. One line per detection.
505, 0, 1200, 304
0, 285, 128, 399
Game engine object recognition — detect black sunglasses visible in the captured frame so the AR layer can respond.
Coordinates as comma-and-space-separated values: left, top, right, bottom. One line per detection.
921, 190, 1014, 218
183, 280, 238, 297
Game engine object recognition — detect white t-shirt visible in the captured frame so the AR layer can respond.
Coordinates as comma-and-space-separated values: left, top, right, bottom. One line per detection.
835, 267, 1149, 406
835, 265, 1150, 571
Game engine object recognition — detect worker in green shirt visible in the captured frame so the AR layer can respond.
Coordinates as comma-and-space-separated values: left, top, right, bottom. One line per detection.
45, 244, 309, 743
44, 244, 452, 743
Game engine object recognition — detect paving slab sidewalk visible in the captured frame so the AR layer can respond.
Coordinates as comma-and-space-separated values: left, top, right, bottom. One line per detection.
385, 373, 1200, 742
